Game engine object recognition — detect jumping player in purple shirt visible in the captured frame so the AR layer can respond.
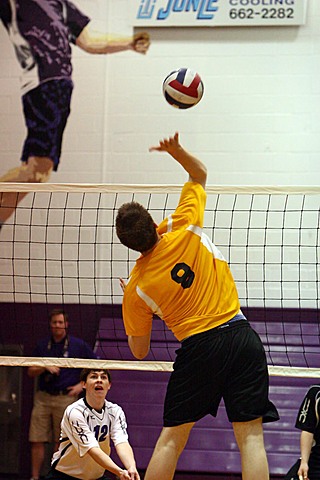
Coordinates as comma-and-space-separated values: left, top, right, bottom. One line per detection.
0, 0, 150, 227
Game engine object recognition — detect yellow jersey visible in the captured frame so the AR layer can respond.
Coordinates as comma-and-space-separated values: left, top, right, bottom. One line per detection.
122, 181, 241, 342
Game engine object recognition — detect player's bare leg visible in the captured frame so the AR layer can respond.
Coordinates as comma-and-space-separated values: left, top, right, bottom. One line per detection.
233, 417, 269, 480
30, 441, 45, 480
144, 422, 194, 480
0, 156, 53, 224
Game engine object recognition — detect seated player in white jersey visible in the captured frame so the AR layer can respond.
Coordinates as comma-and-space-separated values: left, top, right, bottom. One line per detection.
46, 369, 139, 480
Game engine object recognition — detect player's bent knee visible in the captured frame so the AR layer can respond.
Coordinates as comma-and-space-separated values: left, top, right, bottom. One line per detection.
157, 424, 194, 453
34, 169, 53, 183
232, 418, 264, 448
24, 156, 54, 183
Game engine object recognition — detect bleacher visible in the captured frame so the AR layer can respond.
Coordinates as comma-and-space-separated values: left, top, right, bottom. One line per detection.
95, 308, 320, 475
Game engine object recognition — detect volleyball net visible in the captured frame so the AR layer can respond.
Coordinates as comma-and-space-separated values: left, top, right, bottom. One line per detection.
0, 183, 319, 377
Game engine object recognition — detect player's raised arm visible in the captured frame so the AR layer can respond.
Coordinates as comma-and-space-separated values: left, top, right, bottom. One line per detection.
149, 132, 207, 188
76, 26, 150, 55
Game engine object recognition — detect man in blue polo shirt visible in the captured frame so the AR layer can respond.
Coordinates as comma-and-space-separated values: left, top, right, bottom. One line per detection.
28, 308, 97, 480
0, 0, 150, 227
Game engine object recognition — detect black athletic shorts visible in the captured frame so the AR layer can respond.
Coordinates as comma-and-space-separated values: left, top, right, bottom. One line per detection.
163, 319, 279, 426
21, 79, 73, 171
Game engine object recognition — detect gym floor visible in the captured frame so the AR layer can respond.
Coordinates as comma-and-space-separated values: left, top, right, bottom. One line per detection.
0, 474, 283, 480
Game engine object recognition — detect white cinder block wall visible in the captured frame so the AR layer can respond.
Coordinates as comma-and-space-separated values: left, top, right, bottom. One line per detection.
0, 0, 319, 186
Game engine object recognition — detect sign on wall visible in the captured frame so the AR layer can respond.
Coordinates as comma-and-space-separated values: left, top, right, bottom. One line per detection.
131, 0, 308, 27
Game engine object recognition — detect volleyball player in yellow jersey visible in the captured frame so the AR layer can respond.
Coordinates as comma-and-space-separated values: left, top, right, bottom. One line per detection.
116, 132, 279, 480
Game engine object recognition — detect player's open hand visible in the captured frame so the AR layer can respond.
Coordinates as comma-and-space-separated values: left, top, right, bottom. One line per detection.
132, 32, 150, 54
127, 466, 140, 480
149, 132, 181, 154
298, 459, 309, 480
119, 469, 131, 480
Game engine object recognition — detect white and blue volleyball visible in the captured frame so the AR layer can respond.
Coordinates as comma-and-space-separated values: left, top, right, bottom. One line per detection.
163, 68, 204, 109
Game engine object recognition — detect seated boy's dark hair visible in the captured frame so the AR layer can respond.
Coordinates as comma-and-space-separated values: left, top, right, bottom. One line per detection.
80, 368, 111, 383
116, 202, 158, 253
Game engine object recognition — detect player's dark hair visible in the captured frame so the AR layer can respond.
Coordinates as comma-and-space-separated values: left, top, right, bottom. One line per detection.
80, 369, 111, 383
116, 202, 158, 253
49, 308, 69, 323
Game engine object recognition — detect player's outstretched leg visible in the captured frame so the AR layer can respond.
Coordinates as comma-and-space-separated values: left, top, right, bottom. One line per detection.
233, 417, 269, 480
0, 156, 53, 225
144, 423, 194, 480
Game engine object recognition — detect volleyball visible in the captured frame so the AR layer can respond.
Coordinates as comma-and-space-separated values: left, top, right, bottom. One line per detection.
162, 67, 204, 109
